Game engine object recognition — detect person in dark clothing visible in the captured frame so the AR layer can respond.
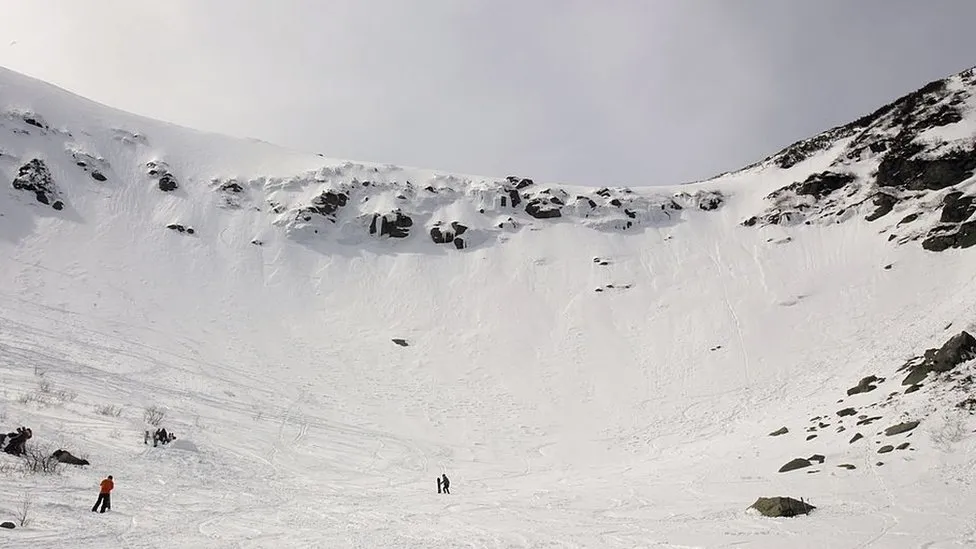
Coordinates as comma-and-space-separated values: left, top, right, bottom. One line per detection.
441, 474, 450, 494
3, 427, 32, 456
92, 475, 114, 513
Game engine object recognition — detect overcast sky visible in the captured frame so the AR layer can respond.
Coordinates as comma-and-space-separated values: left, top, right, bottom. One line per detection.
1, 1, 975, 186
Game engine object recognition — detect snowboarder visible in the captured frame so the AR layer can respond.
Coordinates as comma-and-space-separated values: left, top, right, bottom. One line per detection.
91, 475, 114, 513
441, 474, 450, 495
437, 477, 442, 494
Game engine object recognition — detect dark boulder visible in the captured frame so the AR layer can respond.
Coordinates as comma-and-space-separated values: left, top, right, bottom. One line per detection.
897, 442, 910, 450
884, 421, 920, 436
778, 458, 812, 473
430, 222, 468, 246
147, 161, 179, 192
878, 445, 894, 454
392, 339, 409, 347
902, 331, 976, 385
306, 191, 348, 221
51, 449, 89, 466
506, 176, 534, 189
158, 174, 178, 192
940, 192, 976, 223
749, 497, 815, 517
769, 426, 788, 437
12, 159, 63, 210
865, 193, 898, 222
922, 220, 976, 252
369, 211, 413, 238
808, 454, 825, 464
838, 464, 856, 470
219, 181, 244, 193
850, 433, 864, 444
0, 522, 14, 529
795, 171, 855, 199
897, 212, 920, 225
507, 189, 522, 208
525, 198, 562, 219
697, 193, 724, 211
837, 407, 857, 417
847, 375, 881, 396
877, 146, 976, 191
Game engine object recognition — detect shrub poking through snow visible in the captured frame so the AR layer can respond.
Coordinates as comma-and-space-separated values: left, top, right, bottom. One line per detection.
144, 405, 166, 426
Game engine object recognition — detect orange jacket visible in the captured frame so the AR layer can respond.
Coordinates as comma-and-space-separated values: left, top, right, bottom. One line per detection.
100, 478, 114, 494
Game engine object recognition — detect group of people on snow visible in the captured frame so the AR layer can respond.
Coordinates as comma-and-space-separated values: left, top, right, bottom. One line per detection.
0, 426, 33, 456
144, 427, 176, 447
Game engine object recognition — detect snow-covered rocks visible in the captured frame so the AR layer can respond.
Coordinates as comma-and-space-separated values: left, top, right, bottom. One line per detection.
12, 158, 63, 210
368, 210, 413, 238
146, 160, 179, 192
429, 221, 469, 249
69, 150, 109, 182
5, 108, 49, 132
742, 70, 976, 252
166, 223, 195, 235
299, 190, 348, 223
900, 331, 976, 385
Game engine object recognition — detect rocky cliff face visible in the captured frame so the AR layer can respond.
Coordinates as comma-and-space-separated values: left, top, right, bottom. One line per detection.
1, 65, 975, 254
742, 67, 976, 253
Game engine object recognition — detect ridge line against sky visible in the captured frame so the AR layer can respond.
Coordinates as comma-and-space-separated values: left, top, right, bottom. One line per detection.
1, 0, 975, 186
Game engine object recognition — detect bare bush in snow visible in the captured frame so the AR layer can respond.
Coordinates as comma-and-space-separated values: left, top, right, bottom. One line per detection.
94, 404, 124, 417
21, 444, 60, 475
144, 405, 166, 426
16, 492, 33, 527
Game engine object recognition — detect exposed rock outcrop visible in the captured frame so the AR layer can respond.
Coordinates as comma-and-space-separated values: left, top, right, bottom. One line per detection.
369, 210, 413, 238
847, 375, 882, 396
901, 331, 976, 385
167, 224, 195, 235
778, 458, 812, 473
146, 160, 179, 192
430, 221, 469, 249
12, 159, 63, 210
749, 497, 815, 517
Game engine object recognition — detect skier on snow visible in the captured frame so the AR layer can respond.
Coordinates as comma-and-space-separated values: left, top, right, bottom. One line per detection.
91, 475, 114, 513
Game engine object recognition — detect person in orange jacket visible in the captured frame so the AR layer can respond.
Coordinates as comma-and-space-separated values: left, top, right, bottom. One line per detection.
91, 475, 113, 513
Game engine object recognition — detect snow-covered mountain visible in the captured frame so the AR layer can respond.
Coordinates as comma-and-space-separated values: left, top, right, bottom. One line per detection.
1, 63, 976, 548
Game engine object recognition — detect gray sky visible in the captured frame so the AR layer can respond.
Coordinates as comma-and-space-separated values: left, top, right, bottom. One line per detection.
1, 1, 975, 186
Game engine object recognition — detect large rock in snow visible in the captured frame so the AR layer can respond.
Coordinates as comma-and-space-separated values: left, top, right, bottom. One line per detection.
778, 458, 812, 473
901, 331, 976, 385
749, 497, 815, 517
12, 159, 63, 210
430, 221, 469, 249
369, 210, 413, 238
146, 160, 179, 192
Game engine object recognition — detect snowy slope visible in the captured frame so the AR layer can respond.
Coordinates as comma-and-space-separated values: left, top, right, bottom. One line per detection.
0, 64, 975, 548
